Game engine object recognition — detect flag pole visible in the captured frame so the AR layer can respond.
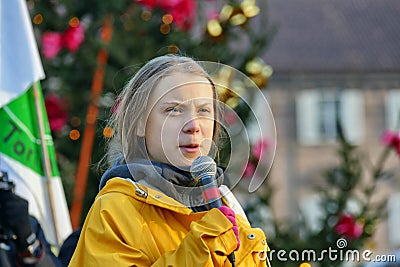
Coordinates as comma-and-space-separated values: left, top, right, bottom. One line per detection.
32, 81, 61, 245
70, 16, 113, 229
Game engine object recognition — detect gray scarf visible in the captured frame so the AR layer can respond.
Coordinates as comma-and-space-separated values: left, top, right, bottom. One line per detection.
99, 159, 225, 210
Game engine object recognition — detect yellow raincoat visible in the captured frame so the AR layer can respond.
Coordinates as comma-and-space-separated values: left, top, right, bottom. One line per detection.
69, 178, 269, 266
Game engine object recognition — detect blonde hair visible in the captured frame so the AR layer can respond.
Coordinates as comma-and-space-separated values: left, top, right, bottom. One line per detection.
105, 54, 222, 167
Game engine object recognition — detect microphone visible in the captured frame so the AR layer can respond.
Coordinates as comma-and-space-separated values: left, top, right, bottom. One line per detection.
190, 156, 236, 267
190, 156, 221, 209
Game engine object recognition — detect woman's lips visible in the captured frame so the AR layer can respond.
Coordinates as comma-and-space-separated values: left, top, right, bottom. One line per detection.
179, 144, 200, 153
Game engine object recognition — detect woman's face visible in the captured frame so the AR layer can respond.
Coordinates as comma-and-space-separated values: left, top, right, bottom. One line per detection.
142, 72, 215, 167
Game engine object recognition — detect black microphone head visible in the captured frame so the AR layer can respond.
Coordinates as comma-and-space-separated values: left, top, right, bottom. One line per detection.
190, 156, 217, 180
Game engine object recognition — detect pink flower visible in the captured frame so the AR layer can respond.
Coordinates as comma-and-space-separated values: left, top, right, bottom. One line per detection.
41, 23, 84, 60
63, 24, 85, 52
44, 93, 68, 133
334, 213, 363, 240
381, 130, 400, 157
242, 161, 256, 179
41, 32, 63, 59
252, 138, 270, 161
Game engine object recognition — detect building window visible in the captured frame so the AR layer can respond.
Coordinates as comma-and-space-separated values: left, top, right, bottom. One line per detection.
385, 89, 400, 130
296, 89, 364, 145
318, 93, 339, 142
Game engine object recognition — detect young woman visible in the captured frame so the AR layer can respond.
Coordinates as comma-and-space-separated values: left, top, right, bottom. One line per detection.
69, 55, 269, 266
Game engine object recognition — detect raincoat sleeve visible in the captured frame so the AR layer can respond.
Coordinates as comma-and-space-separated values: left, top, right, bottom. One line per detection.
69, 191, 268, 267
153, 208, 269, 267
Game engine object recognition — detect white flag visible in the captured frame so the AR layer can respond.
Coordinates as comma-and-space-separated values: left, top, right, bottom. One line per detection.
0, 0, 72, 245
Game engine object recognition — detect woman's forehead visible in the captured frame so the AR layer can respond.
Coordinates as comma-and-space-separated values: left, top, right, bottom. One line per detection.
150, 72, 214, 103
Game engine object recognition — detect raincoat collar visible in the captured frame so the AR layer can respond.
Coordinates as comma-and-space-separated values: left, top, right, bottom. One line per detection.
99, 177, 194, 215
99, 158, 225, 210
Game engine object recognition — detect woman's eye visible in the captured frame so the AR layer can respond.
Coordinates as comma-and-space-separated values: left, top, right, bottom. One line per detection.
166, 107, 182, 113
199, 108, 212, 114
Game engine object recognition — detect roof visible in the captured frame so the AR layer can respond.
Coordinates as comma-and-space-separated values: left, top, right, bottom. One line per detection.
264, 0, 400, 74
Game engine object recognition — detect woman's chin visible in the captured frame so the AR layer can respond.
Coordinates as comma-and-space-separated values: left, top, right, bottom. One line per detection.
169, 157, 197, 169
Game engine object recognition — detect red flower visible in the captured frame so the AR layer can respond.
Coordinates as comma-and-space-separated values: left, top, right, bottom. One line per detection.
334, 213, 363, 240
63, 24, 85, 52
252, 137, 270, 161
168, 0, 196, 31
136, 0, 157, 9
41, 32, 63, 59
136, 0, 196, 31
242, 161, 256, 179
44, 93, 68, 133
381, 130, 400, 157
158, 0, 181, 10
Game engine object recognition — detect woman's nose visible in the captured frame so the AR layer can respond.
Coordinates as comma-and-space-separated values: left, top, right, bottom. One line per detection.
182, 118, 200, 134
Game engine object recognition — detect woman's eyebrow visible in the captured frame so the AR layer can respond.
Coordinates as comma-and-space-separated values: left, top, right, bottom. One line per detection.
160, 99, 213, 106
161, 100, 182, 105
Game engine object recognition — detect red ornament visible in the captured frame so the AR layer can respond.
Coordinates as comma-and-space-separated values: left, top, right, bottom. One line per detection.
63, 24, 85, 52
44, 93, 68, 133
334, 213, 363, 240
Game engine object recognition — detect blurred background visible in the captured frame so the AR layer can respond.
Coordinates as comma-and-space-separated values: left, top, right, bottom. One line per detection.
27, 0, 400, 266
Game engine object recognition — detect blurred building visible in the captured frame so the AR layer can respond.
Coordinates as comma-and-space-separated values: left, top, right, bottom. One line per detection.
263, 0, 400, 254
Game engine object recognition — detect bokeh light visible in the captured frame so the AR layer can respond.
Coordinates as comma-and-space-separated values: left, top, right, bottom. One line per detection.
141, 10, 152, 21
168, 44, 179, 54
69, 129, 80, 140
69, 17, 79, 27
162, 14, 173, 25
160, 24, 170, 34
103, 127, 114, 138
70, 116, 81, 127
33, 14, 43, 25
207, 19, 223, 37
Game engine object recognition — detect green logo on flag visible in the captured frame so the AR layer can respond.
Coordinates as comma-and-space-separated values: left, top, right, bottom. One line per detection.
0, 86, 59, 177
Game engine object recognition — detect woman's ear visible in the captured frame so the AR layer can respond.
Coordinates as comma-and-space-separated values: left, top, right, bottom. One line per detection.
136, 118, 145, 137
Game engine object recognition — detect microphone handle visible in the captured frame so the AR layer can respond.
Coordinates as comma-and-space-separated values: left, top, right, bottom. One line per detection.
200, 175, 222, 209
200, 175, 236, 267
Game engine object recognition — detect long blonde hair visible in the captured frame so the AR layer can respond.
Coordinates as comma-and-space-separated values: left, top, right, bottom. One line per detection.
105, 54, 222, 167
